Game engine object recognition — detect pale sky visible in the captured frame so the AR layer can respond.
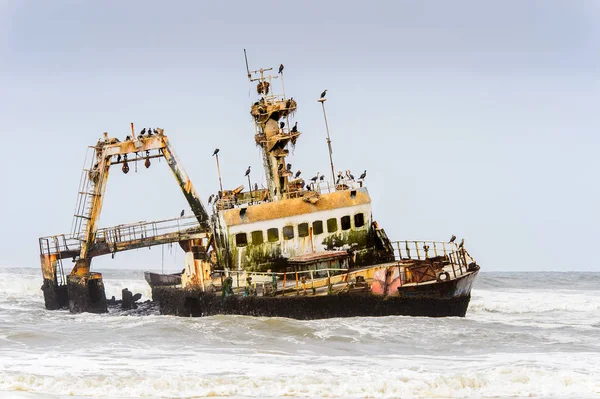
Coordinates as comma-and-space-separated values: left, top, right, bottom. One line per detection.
0, 0, 598, 272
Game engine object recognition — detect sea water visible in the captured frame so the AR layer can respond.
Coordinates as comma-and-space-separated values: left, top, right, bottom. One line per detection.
0, 268, 598, 399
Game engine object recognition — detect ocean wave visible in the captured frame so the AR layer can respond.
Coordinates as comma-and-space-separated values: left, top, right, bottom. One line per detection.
470, 289, 600, 314
0, 269, 152, 303
0, 361, 598, 398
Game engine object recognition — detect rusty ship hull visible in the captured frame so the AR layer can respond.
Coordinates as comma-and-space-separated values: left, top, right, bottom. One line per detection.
151, 268, 479, 319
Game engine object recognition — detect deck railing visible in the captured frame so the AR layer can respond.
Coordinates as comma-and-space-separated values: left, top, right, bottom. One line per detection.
390, 240, 477, 279
214, 179, 366, 210
39, 215, 204, 256
210, 267, 348, 296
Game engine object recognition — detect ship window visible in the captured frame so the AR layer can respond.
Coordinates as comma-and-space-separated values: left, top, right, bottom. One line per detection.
283, 225, 294, 240
354, 213, 365, 228
341, 215, 351, 231
267, 228, 279, 242
298, 223, 309, 238
313, 220, 323, 235
327, 218, 338, 233
251, 230, 264, 245
235, 233, 248, 247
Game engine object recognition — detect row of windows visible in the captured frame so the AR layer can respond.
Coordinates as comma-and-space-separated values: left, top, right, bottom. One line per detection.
235, 213, 366, 247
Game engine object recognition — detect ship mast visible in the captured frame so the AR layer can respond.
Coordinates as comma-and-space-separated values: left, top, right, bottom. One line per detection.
246, 58, 300, 200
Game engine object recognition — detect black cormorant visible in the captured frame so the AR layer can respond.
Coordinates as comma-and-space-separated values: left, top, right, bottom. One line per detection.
287, 163, 292, 171
280, 121, 285, 129
208, 194, 214, 204
140, 128, 146, 135
295, 170, 301, 178
245, 166, 251, 176
278, 63, 284, 74
458, 238, 464, 249
213, 148, 219, 156
311, 172, 319, 182
449, 235, 456, 243
254, 183, 258, 191
291, 122, 298, 133
180, 210, 185, 217
359, 170, 367, 180
319, 175, 325, 181
320, 89, 327, 98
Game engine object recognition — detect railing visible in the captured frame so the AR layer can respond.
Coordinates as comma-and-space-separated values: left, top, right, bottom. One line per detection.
99, 216, 203, 246
213, 179, 366, 210
39, 215, 205, 256
210, 268, 348, 296
391, 240, 477, 281
392, 240, 459, 261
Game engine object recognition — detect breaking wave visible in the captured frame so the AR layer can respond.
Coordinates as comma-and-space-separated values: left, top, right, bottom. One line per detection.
470, 289, 600, 314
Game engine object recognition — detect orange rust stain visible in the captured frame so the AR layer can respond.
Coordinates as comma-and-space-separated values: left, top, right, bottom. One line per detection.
222, 190, 371, 226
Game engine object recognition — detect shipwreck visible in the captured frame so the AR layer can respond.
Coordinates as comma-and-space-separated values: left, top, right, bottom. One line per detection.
38, 59, 480, 318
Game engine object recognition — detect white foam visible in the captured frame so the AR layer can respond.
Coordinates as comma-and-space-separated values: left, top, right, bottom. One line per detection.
102, 278, 152, 302
0, 352, 598, 398
470, 288, 600, 314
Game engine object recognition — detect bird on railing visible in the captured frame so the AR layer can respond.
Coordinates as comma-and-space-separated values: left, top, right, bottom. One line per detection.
346, 170, 355, 180
458, 238, 464, 249
213, 148, 219, 156
245, 166, 251, 176
147, 128, 153, 136
295, 170, 302, 178
449, 235, 456, 243
311, 172, 319, 182
208, 194, 214, 204
291, 122, 298, 133
336, 171, 343, 184
287, 163, 292, 171
319, 175, 325, 181
116, 154, 121, 163
140, 128, 146, 135
359, 170, 367, 180
180, 210, 184, 217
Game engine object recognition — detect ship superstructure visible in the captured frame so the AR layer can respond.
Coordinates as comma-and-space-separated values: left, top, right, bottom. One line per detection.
210, 66, 393, 274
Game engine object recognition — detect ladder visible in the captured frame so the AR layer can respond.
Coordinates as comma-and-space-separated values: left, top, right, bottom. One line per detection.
71, 147, 98, 241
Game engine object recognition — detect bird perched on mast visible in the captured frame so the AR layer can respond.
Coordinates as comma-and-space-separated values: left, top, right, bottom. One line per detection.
359, 170, 367, 180
245, 166, 251, 176
449, 235, 456, 244
140, 128, 146, 135
213, 148, 219, 156
320, 89, 328, 98
311, 172, 319, 182
295, 170, 302, 178
278, 63, 284, 74
458, 238, 465, 249
291, 122, 298, 133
